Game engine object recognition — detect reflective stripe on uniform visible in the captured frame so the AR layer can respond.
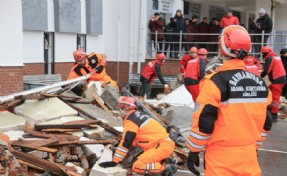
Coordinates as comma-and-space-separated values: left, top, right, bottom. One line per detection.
257, 141, 263, 146
116, 147, 128, 153
261, 132, 268, 137
151, 163, 155, 170
114, 153, 125, 159
190, 131, 211, 140
220, 98, 268, 105
140, 118, 152, 129
186, 138, 205, 149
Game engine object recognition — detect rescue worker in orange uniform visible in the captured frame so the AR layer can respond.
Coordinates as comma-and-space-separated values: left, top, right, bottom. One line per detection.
184, 47, 207, 102
140, 53, 170, 99
186, 25, 273, 176
260, 46, 286, 122
87, 52, 118, 89
67, 50, 118, 91
99, 96, 176, 175
243, 55, 262, 76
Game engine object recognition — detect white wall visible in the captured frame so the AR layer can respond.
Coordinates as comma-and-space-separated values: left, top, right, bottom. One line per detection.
54, 33, 77, 62
274, 3, 287, 31
23, 31, 44, 63
0, 0, 23, 66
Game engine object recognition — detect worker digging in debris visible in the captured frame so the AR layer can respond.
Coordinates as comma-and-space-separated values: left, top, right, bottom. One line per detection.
99, 96, 177, 176
67, 50, 118, 95
184, 47, 207, 102
186, 25, 273, 176
140, 53, 171, 99
260, 46, 286, 122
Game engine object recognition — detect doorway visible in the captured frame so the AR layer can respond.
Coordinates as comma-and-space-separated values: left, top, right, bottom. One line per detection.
44, 32, 54, 74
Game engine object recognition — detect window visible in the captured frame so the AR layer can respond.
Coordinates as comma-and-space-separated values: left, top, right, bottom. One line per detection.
77, 34, 86, 51
184, 1, 189, 15
153, 0, 159, 10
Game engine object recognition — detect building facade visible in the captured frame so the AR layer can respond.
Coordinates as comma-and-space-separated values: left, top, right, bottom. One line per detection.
0, 0, 286, 96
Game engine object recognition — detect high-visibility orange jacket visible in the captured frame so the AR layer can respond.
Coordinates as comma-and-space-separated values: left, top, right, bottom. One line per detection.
140, 59, 166, 85
67, 58, 93, 80
180, 54, 192, 73
184, 57, 206, 86
186, 59, 273, 152
261, 52, 286, 84
67, 53, 107, 81
113, 110, 169, 163
87, 52, 107, 68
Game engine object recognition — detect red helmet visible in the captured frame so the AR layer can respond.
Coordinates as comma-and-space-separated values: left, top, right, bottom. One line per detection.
219, 25, 251, 58
118, 96, 136, 110
156, 53, 166, 60
190, 47, 198, 53
198, 48, 208, 55
260, 46, 273, 53
73, 50, 87, 61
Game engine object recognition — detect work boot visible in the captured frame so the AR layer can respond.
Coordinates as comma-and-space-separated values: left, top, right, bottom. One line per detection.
162, 163, 177, 176
272, 113, 278, 122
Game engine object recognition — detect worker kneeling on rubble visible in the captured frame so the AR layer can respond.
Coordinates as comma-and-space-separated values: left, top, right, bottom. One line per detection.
185, 25, 273, 176
99, 96, 176, 175
67, 50, 118, 95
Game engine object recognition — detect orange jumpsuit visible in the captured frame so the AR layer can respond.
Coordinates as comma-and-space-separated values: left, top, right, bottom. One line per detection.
113, 110, 175, 174
67, 53, 118, 89
185, 59, 272, 176
87, 52, 118, 89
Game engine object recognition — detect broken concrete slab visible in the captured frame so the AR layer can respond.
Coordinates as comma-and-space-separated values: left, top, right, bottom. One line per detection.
0, 111, 26, 132
4, 131, 25, 141
90, 144, 127, 176
101, 84, 120, 110
14, 97, 78, 125
89, 164, 127, 176
80, 137, 105, 158
65, 162, 85, 174
160, 85, 194, 108
84, 81, 104, 101
83, 125, 105, 139
71, 103, 123, 127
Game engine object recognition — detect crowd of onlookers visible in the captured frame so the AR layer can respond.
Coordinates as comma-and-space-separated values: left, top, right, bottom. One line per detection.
149, 8, 273, 59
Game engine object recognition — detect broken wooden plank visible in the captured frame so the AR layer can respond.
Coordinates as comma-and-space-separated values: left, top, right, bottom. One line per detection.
18, 159, 46, 171
8, 143, 70, 176
11, 138, 59, 153
24, 126, 79, 140
64, 103, 121, 136
92, 93, 111, 113
50, 139, 115, 146
42, 128, 82, 133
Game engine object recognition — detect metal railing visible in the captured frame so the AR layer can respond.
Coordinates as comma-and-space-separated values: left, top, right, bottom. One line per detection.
148, 30, 287, 61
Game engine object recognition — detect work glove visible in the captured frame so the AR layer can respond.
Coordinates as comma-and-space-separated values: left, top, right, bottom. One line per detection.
99, 161, 118, 168
186, 151, 200, 176
95, 65, 104, 73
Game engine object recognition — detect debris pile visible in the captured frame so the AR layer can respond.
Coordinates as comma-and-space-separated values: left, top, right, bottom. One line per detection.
0, 78, 195, 176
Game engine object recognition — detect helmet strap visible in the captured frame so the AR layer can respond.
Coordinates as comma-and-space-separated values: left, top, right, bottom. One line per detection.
236, 49, 248, 59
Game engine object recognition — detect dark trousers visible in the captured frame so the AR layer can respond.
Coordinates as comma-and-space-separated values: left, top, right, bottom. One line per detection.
253, 34, 269, 54
140, 82, 151, 99
209, 44, 219, 57
282, 83, 287, 99
173, 36, 180, 59
164, 41, 174, 57
153, 40, 163, 53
